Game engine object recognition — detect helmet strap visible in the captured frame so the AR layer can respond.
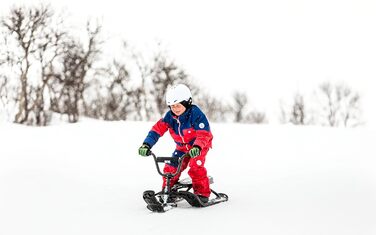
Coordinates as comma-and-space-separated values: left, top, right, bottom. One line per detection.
180, 98, 192, 109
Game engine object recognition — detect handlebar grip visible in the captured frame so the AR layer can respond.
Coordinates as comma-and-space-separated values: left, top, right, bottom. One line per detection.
156, 157, 174, 163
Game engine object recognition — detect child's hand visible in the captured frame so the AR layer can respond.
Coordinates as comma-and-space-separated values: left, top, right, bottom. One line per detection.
189, 146, 201, 158
138, 144, 150, 156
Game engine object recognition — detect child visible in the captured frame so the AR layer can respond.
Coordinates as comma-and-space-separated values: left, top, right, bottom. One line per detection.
138, 84, 213, 202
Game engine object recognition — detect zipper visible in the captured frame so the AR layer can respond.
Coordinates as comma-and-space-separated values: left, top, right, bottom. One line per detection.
176, 117, 189, 150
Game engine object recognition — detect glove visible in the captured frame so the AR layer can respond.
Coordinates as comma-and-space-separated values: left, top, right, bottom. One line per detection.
138, 144, 150, 157
189, 146, 201, 158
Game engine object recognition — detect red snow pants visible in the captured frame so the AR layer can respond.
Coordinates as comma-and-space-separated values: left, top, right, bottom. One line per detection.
162, 148, 211, 198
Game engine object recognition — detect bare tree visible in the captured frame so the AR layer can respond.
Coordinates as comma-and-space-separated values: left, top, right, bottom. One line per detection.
149, 51, 188, 118
0, 75, 9, 119
232, 91, 248, 122
290, 93, 306, 125
194, 91, 231, 122
317, 82, 362, 127
1, 4, 55, 124
244, 110, 267, 124
229, 91, 267, 124
319, 82, 337, 126
342, 92, 361, 127
279, 99, 289, 124
50, 21, 102, 123
103, 61, 131, 120
131, 45, 190, 120
31, 16, 66, 125
85, 59, 134, 120
130, 48, 153, 121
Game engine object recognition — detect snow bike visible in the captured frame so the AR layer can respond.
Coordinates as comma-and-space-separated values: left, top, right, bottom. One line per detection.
143, 151, 228, 212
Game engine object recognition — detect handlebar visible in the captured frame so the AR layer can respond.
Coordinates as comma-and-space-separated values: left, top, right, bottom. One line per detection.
149, 151, 190, 178
155, 157, 175, 163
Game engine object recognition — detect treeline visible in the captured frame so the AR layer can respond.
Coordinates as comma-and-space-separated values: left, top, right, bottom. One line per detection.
280, 82, 362, 127
0, 4, 362, 127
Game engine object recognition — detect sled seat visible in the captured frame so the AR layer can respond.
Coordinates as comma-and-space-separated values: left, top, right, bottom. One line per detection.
178, 176, 214, 185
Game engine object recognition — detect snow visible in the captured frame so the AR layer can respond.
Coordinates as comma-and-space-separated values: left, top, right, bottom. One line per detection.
0, 120, 376, 235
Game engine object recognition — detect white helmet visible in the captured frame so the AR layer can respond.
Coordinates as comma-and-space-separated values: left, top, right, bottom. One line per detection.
165, 84, 192, 106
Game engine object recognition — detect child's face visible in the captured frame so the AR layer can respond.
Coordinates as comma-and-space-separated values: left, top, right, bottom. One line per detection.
170, 103, 186, 116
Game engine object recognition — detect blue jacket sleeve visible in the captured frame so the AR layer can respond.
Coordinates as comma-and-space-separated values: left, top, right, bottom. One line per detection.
191, 106, 213, 149
143, 118, 169, 148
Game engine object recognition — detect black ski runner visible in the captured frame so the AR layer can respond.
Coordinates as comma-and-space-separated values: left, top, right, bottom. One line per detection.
143, 190, 167, 212
143, 190, 228, 212
178, 191, 228, 207
143, 190, 178, 212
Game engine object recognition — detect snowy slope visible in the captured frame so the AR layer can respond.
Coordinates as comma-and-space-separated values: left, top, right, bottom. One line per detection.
0, 120, 376, 235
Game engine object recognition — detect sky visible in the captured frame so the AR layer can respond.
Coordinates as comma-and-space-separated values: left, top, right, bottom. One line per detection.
0, 119, 375, 235
2, 0, 376, 125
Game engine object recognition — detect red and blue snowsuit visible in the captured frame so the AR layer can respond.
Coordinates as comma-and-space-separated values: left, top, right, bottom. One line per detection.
143, 105, 213, 198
